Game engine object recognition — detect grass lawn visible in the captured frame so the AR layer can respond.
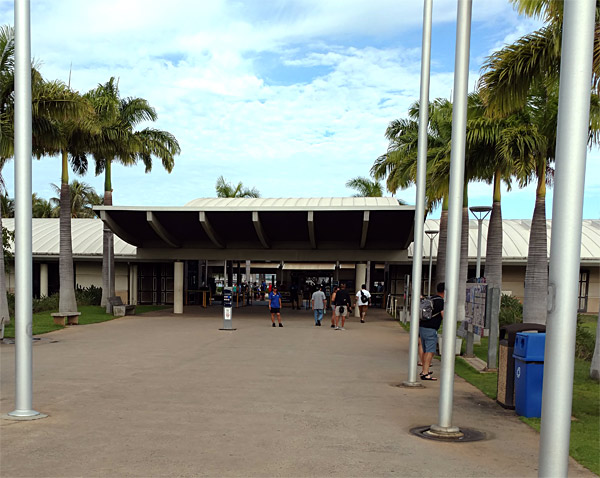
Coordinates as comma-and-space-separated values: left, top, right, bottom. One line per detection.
455, 336, 599, 475
2, 305, 171, 338
579, 313, 598, 335
398, 319, 599, 475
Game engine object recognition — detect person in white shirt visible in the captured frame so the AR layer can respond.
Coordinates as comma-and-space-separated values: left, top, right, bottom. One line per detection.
311, 285, 327, 326
355, 284, 371, 323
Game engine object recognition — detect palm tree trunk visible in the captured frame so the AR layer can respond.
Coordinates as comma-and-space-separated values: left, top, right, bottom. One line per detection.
523, 167, 548, 325
458, 183, 469, 322
101, 159, 114, 306
485, 171, 503, 288
434, 195, 449, 287
0, 205, 10, 329
59, 151, 77, 313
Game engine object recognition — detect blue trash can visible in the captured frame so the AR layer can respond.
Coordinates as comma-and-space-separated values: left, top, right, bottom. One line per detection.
513, 332, 546, 418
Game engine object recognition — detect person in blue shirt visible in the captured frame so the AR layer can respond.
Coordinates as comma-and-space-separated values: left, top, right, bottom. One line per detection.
268, 285, 283, 327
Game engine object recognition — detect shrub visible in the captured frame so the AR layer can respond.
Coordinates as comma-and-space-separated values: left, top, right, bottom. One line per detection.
575, 315, 595, 361
499, 294, 523, 327
32, 294, 59, 313
7, 292, 14, 317
75, 285, 102, 306
7, 292, 60, 316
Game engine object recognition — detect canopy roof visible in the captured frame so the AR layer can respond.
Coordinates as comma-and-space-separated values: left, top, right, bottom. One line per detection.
93, 197, 415, 262
3, 216, 598, 265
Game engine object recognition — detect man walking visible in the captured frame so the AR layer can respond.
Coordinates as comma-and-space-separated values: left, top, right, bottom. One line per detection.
419, 282, 445, 380
333, 283, 352, 330
268, 285, 283, 327
355, 284, 371, 323
311, 285, 327, 326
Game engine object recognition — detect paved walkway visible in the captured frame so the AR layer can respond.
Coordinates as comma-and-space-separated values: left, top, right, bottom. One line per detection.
0, 306, 594, 477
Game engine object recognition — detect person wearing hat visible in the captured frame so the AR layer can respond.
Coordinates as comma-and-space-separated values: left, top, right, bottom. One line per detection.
268, 285, 283, 327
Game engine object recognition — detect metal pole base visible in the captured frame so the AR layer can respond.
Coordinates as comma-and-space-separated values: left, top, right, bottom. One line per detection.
410, 425, 485, 442
219, 328, 237, 331
2, 410, 48, 421
426, 424, 464, 439
399, 381, 425, 388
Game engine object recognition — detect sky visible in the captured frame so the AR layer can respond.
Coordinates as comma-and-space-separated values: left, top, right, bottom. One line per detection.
0, 0, 598, 219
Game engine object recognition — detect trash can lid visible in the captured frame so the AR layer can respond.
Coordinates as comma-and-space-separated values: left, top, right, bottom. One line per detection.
499, 323, 546, 346
513, 332, 546, 361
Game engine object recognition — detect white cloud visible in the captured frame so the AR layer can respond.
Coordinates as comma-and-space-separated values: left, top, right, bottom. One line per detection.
0, 0, 597, 220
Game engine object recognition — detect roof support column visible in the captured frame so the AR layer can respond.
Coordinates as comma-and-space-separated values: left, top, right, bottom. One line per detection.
174, 261, 184, 314
360, 211, 370, 249
129, 264, 138, 305
39, 263, 48, 298
307, 211, 317, 249
354, 263, 367, 317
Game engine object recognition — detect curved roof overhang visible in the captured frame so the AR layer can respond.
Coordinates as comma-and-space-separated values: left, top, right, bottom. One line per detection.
94, 197, 415, 262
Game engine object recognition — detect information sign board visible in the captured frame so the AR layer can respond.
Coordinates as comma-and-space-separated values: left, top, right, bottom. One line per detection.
465, 283, 487, 337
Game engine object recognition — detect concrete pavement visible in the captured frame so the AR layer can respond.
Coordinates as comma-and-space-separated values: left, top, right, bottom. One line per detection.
0, 306, 594, 477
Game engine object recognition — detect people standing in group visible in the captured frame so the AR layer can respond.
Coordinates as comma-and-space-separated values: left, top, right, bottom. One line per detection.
355, 284, 371, 323
268, 285, 283, 327
330, 286, 339, 328
311, 285, 327, 326
419, 282, 445, 380
333, 283, 352, 330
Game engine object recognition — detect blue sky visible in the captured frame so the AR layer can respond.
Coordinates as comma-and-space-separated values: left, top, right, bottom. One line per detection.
0, 0, 598, 219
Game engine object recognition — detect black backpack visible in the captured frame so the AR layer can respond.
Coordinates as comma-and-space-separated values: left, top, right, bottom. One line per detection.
419, 296, 441, 320
360, 290, 368, 303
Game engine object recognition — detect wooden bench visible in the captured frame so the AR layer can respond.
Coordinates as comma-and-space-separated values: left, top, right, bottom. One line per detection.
51, 312, 81, 325
107, 296, 136, 317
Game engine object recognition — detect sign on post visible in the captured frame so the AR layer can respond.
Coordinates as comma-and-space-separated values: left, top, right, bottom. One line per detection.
220, 288, 236, 331
465, 283, 487, 337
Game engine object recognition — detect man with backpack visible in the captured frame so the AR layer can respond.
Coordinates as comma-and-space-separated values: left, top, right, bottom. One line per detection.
355, 284, 371, 323
419, 282, 445, 380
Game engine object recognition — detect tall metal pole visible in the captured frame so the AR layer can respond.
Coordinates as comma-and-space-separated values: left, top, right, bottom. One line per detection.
428, 237, 434, 296
538, 0, 595, 475
430, 0, 471, 435
403, 0, 432, 388
7, 0, 45, 420
475, 220, 482, 278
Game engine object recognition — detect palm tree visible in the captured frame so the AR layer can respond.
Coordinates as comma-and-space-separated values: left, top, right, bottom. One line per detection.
1, 191, 13, 217
345, 177, 384, 197
0, 24, 91, 315
215, 176, 260, 198
85, 78, 181, 305
479, 1, 600, 324
479, 1, 600, 116
373, 99, 458, 286
372, 94, 540, 319
372, 100, 453, 294
50, 180, 102, 218
32, 193, 56, 218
